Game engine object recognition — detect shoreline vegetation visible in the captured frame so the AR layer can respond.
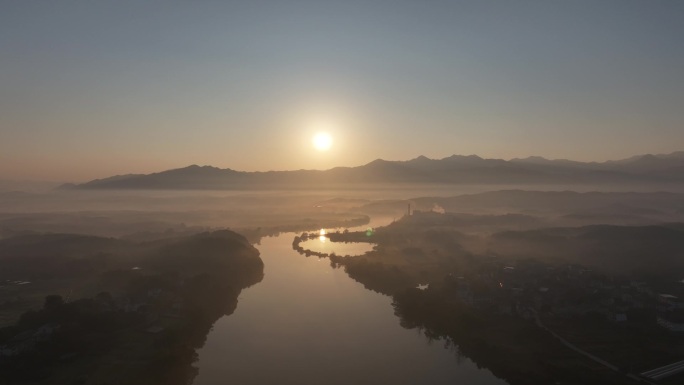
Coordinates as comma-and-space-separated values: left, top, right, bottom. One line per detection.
238, 214, 370, 244
0, 230, 264, 385
0, 212, 369, 385
292, 213, 684, 385
3, 187, 684, 384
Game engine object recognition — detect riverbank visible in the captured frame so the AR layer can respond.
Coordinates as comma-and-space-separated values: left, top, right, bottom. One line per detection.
193, 226, 507, 385
0, 230, 264, 385
291, 214, 653, 384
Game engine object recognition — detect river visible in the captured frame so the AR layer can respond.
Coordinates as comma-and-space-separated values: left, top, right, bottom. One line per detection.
193, 219, 508, 385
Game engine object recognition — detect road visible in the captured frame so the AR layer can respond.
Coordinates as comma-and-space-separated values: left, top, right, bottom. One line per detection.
529, 308, 648, 384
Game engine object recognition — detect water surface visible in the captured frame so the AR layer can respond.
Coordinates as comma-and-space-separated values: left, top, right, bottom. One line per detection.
193, 227, 507, 385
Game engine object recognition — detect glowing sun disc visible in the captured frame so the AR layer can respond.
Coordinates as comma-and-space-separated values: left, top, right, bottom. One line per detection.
312, 132, 333, 151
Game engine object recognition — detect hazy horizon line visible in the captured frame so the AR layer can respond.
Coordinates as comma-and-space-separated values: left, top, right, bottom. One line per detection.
41, 149, 681, 185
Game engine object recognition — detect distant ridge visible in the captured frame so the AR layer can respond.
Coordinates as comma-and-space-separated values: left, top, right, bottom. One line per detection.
63, 152, 684, 190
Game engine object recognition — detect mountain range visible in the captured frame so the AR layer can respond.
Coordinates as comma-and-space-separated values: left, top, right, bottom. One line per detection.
63, 151, 684, 190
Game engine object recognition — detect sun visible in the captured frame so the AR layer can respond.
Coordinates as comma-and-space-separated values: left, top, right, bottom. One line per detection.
312, 132, 333, 151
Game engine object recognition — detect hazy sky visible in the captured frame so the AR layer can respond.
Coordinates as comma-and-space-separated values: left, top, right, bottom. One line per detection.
1, 1, 683, 181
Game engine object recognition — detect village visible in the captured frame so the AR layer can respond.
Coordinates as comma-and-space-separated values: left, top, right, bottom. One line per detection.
445, 260, 684, 332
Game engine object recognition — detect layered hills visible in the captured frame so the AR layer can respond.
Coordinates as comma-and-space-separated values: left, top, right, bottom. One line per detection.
64, 152, 684, 190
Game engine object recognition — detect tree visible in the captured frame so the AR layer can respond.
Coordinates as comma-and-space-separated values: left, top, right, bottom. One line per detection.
44, 295, 64, 311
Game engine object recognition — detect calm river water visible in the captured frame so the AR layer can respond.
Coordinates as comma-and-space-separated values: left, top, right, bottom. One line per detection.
193, 221, 508, 385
